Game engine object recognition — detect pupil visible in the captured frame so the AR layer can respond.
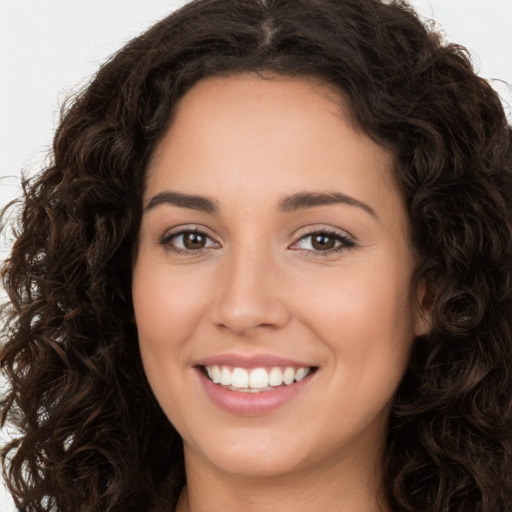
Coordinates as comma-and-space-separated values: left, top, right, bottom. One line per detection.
312, 234, 335, 250
184, 232, 205, 249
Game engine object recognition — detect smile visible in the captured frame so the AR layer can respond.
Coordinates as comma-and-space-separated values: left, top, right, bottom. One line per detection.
204, 365, 313, 392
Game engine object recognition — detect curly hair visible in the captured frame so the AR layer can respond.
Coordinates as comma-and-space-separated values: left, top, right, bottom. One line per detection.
1, 0, 511, 510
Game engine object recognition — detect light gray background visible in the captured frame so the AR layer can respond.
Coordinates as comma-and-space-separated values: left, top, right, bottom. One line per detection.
1, 0, 511, 509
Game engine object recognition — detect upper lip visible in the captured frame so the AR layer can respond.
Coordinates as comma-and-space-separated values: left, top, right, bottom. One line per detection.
193, 353, 316, 369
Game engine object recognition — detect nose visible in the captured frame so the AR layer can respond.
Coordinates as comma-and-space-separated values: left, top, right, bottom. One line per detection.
210, 245, 291, 337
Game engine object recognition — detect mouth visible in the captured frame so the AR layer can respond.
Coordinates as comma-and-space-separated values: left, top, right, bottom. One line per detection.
200, 365, 318, 393
195, 356, 319, 415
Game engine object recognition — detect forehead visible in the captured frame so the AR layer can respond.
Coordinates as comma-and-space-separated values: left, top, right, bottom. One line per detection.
172, 72, 350, 126
146, 74, 400, 218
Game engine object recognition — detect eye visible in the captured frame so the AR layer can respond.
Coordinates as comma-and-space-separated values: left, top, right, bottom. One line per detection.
290, 229, 354, 254
160, 229, 219, 253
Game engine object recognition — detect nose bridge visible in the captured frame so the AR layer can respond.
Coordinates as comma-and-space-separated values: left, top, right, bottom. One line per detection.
211, 237, 289, 335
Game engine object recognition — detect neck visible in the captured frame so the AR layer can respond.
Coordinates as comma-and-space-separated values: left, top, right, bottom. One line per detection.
175, 444, 391, 512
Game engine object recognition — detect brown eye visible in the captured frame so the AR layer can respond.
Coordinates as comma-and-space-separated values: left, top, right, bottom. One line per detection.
183, 231, 207, 250
162, 229, 218, 253
291, 230, 355, 254
311, 234, 336, 251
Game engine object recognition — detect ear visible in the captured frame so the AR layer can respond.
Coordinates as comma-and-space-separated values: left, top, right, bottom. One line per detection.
413, 277, 433, 337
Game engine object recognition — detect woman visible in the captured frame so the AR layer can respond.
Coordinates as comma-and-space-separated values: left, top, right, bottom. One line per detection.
1, 0, 511, 511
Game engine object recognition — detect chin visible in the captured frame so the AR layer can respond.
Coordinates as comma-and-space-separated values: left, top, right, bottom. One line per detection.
187, 430, 312, 478
211, 452, 306, 479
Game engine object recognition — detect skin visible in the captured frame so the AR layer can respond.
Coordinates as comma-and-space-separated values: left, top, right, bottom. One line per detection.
132, 74, 428, 512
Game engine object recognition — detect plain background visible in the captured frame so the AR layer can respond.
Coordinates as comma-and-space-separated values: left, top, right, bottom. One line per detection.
1, 0, 511, 509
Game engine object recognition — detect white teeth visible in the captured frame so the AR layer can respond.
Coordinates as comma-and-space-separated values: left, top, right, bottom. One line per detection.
220, 367, 232, 386
211, 365, 221, 384
231, 367, 249, 388
283, 367, 295, 385
249, 368, 269, 389
295, 367, 308, 382
268, 367, 283, 387
204, 365, 312, 390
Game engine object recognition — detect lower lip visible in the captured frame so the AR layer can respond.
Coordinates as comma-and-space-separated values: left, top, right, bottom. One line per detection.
197, 368, 314, 416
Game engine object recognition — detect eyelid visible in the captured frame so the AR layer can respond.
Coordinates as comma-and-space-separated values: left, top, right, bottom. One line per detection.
160, 223, 218, 240
292, 225, 355, 243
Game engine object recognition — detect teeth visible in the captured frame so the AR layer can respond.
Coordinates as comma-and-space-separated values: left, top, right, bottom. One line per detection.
231, 367, 249, 388
283, 367, 295, 385
220, 367, 232, 386
211, 365, 221, 384
295, 367, 308, 382
204, 365, 312, 390
249, 368, 268, 389
268, 367, 283, 386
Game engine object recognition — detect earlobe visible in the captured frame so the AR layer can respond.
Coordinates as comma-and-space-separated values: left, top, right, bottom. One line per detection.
413, 278, 433, 337
414, 310, 432, 337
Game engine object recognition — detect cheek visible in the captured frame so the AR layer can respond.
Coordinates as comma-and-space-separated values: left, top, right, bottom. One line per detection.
132, 262, 208, 432
300, 262, 414, 337
132, 261, 210, 350
131, 261, 204, 406
295, 259, 416, 394
297, 265, 415, 425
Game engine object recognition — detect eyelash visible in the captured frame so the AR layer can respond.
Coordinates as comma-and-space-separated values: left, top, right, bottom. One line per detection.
159, 228, 218, 255
292, 228, 355, 255
159, 227, 355, 256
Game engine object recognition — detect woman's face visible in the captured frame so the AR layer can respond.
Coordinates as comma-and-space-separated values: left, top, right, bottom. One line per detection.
133, 74, 427, 479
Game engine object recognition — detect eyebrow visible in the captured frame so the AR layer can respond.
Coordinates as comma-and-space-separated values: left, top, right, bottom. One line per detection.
144, 189, 377, 219
144, 191, 219, 214
278, 191, 378, 218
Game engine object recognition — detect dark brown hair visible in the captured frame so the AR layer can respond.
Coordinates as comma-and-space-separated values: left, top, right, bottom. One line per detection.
2, 0, 512, 510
